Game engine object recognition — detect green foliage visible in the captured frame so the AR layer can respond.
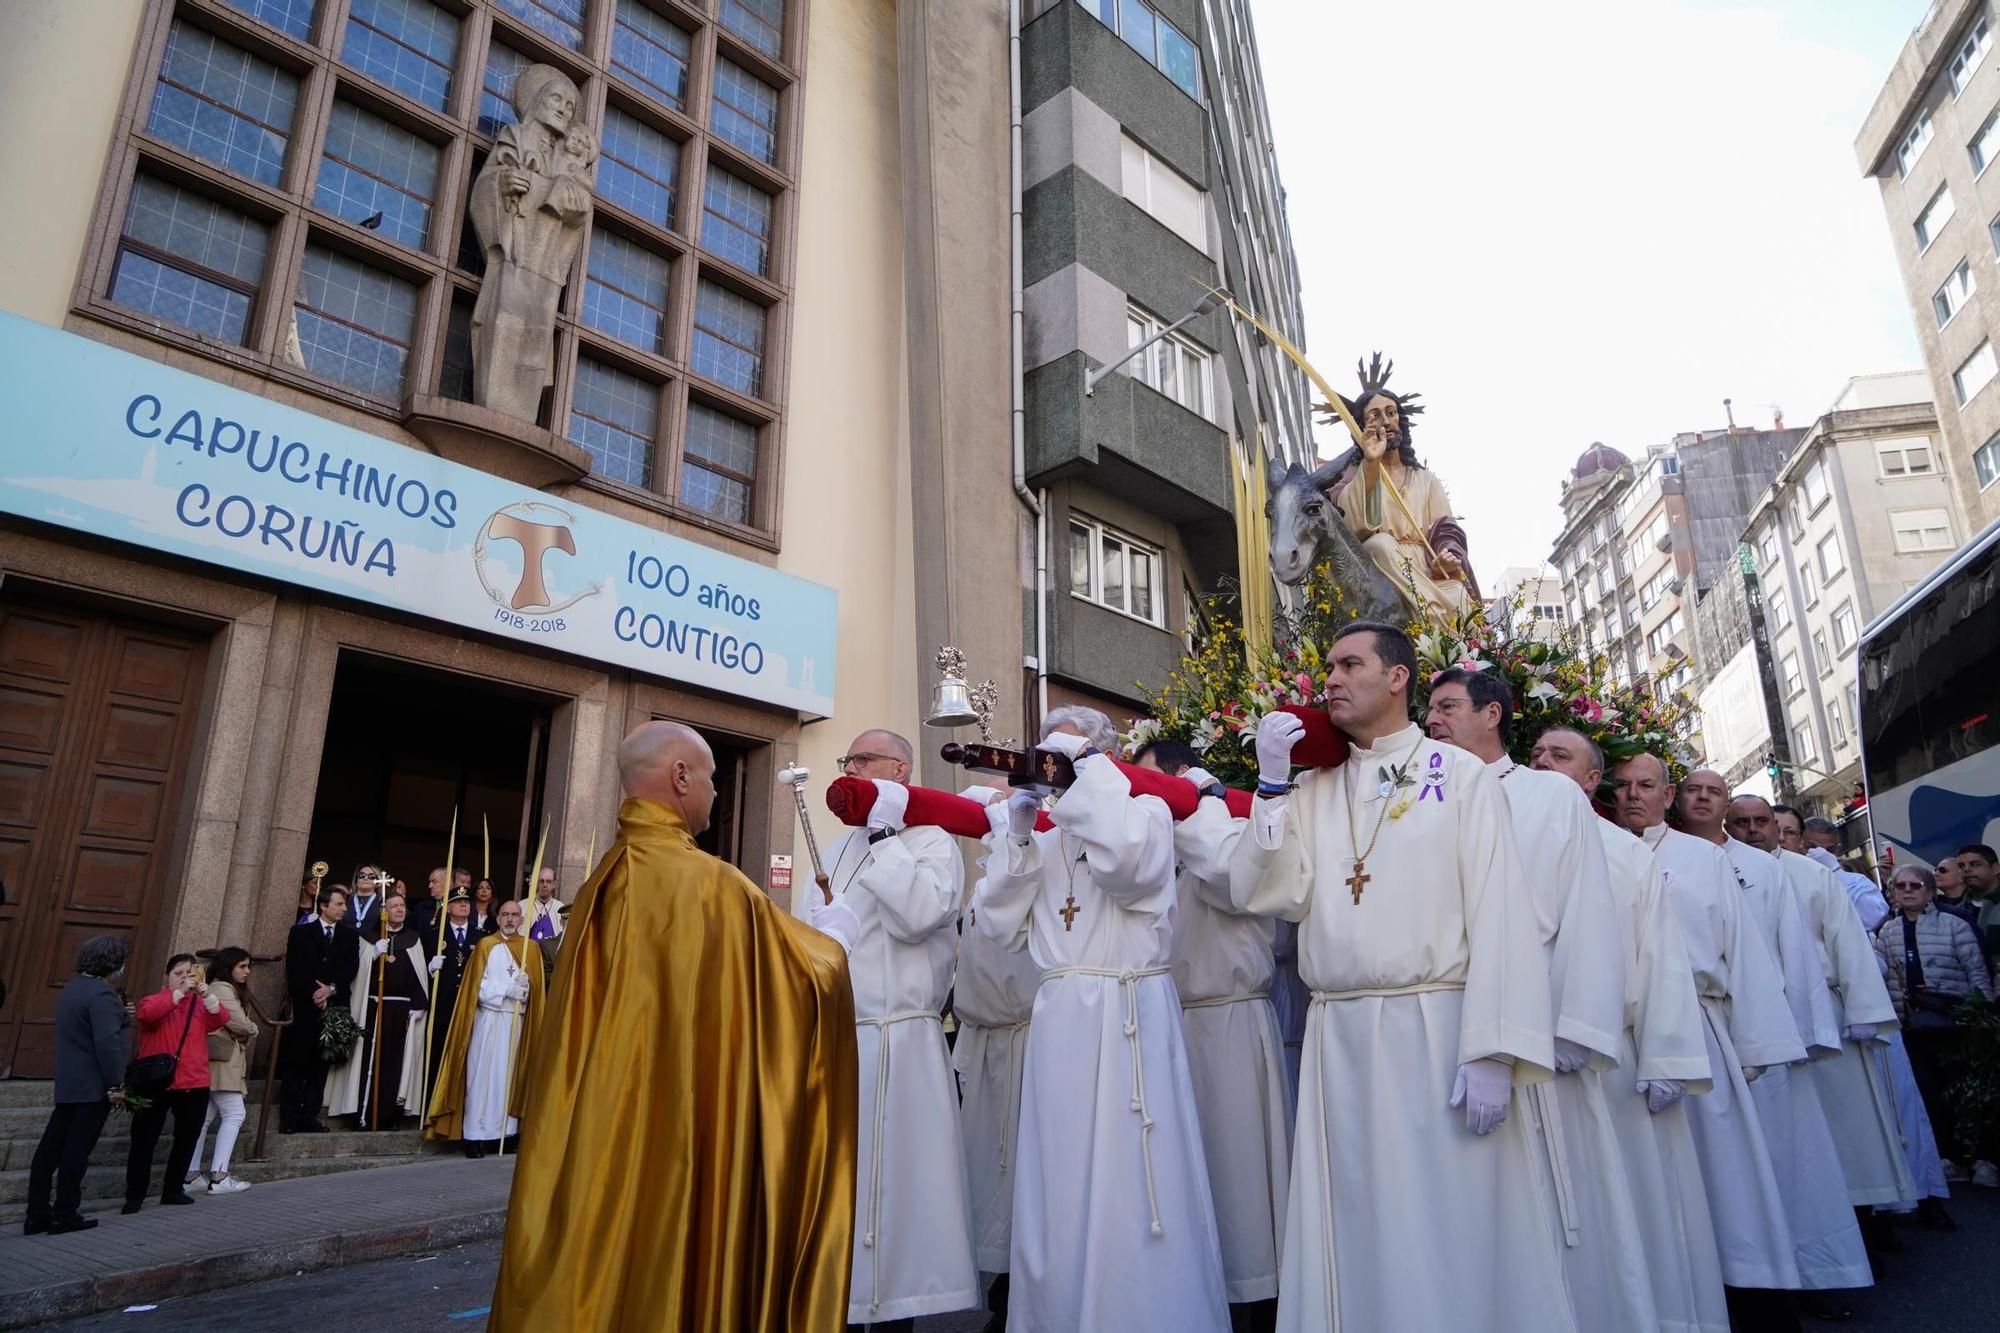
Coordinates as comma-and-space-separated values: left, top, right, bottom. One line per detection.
1945, 991, 2000, 1161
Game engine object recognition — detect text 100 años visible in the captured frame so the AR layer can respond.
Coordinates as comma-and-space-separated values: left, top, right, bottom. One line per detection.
619, 551, 766, 675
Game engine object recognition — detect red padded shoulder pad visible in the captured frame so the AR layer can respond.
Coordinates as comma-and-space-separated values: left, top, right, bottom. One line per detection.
1278, 704, 1352, 769
825, 777, 1057, 837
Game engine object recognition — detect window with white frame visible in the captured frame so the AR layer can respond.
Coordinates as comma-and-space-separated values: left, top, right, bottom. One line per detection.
1955, 340, 1997, 404
1977, 107, 2000, 175
1803, 457, 1831, 512
1978, 431, 2000, 489
1951, 16, 1993, 96
1786, 494, 1806, 539
1124, 305, 1211, 419
1758, 527, 1781, 569
1077, 0, 1201, 99
1793, 718, 1819, 766
1639, 564, 1675, 611
1801, 555, 1818, 607
1813, 628, 1833, 677
1781, 651, 1803, 699
1816, 531, 1846, 581
1876, 437, 1938, 477
1899, 109, 1936, 174
1891, 507, 1956, 553
1646, 610, 1684, 658
1069, 513, 1164, 625
1831, 599, 1858, 651
1120, 136, 1206, 250
1846, 683, 1860, 730
1829, 694, 1848, 750
1936, 259, 1977, 326
1768, 588, 1791, 633
1918, 186, 1957, 250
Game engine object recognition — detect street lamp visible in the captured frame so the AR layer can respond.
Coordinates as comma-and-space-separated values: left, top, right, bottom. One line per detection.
1082, 288, 1232, 397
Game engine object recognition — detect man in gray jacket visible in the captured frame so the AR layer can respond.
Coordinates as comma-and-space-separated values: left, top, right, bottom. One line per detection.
24, 936, 131, 1235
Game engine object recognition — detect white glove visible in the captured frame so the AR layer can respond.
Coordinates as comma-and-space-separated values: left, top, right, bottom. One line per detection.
1181, 766, 1220, 797
1742, 1064, 1764, 1083
1254, 712, 1305, 787
866, 779, 910, 833
1036, 731, 1091, 759
1844, 1022, 1878, 1043
1638, 1079, 1686, 1113
428, 955, 445, 975
373, 938, 394, 958
509, 980, 530, 1002
958, 785, 1006, 807
1552, 1037, 1591, 1073
810, 896, 862, 954
1448, 1059, 1512, 1135
1007, 790, 1041, 841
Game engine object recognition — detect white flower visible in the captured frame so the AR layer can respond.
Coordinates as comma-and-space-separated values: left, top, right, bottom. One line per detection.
1527, 681, 1561, 703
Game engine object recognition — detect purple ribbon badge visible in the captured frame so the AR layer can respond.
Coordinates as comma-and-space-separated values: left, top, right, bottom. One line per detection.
1418, 751, 1446, 802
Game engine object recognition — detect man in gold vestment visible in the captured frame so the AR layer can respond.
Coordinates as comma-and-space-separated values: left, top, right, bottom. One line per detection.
491, 721, 858, 1332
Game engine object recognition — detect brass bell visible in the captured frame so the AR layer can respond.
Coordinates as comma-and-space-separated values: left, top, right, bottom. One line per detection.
926, 672, 978, 728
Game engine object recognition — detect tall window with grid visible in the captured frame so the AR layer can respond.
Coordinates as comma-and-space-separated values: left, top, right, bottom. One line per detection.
88, 0, 803, 539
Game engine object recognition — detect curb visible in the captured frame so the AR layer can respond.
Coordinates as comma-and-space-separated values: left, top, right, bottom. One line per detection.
0, 1207, 506, 1328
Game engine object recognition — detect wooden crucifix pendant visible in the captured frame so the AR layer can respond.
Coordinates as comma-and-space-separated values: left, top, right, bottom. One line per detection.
1346, 860, 1370, 906
1059, 892, 1081, 930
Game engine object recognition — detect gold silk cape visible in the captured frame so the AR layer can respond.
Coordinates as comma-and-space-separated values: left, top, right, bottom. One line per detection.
425, 932, 546, 1141
490, 798, 859, 1333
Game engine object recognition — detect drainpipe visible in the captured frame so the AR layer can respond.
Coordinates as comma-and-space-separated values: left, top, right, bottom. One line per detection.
1009, 0, 1048, 722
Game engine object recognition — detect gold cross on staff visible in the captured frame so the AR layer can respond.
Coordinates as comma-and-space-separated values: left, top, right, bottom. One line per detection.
1347, 860, 1370, 906
1059, 892, 1081, 931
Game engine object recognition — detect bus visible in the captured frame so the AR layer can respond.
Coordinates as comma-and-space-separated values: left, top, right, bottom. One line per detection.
1858, 514, 2000, 872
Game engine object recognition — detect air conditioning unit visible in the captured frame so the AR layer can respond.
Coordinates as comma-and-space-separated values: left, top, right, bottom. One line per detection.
1655, 531, 1673, 554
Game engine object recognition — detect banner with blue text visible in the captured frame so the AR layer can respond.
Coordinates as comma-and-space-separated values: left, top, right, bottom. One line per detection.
0, 315, 837, 716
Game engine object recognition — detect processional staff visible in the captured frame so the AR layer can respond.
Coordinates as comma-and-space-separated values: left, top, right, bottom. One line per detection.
420, 808, 459, 1122
364, 867, 395, 1128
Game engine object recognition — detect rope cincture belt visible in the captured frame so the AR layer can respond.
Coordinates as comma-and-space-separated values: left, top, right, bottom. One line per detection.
1041, 965, 1172, 1238
1181, 988, 1271, 1011
854, 1008, 943, 1315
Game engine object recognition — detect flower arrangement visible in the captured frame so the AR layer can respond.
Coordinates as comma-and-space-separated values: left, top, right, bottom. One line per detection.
1126, 565, 1696, 790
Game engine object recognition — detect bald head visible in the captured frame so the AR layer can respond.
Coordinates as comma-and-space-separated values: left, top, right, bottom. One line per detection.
620, 721, 720, 835
1675, 767, 1728, 839
1530, 726, 1603, 792
1727, 792, 1778, 851
840, 729, 913, 782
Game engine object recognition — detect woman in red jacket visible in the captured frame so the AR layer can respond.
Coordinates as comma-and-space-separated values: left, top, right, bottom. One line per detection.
122, 954, 231, 1213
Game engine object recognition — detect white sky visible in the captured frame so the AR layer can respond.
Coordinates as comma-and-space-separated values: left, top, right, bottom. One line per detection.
1250, 0, 1935, 575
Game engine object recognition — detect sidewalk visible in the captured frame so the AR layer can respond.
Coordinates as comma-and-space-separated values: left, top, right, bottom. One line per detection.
0, 1156, 514, 1328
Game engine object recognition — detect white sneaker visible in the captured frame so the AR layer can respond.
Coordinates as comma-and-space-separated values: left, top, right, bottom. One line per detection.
1944, 1160, 1973, 1182
207, 1176, 251, 1195
1974, 1161, 1999, 1188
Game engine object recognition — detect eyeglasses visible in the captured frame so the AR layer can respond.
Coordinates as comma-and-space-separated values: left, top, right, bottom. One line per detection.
837, 752, 898, 770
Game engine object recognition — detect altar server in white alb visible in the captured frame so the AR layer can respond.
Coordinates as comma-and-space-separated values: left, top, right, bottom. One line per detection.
1677, 779, 1871, 1307
1231, 622, 1573, 1333
1533, 729, 1728, 1333
973, 706, 1229, 1333
1762, 802, 1914, 1216
816, 731, 978, 1330
1135, 739, 1290, 1330
1609, 756, 1806, 1325
1424, 669, 1652, 1332
951, 786, 1047, 1332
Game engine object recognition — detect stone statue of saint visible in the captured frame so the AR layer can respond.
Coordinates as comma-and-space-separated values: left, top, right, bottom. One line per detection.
1319, 355, 1477, 619
469, 65, 599, 422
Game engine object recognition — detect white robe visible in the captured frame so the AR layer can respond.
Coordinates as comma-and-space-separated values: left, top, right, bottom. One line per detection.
1596, 821, 1728, 1333
974, 753, 1230, 1333
1777, 848, 1913, 1208
1643, 824, 1804, 1290
463, 938, 528, 1142
397, 939, 430, 1115
1721, 839, 1872, 1290
1171, 795, 1291, 1304
1883, 1029, 1951, 1202
322, 955, 374, 1116
1231, 728, 1574, 1333
953, 902, 1042, 1273
823, 821, 979, 1324
1489, 760, 1653, 1333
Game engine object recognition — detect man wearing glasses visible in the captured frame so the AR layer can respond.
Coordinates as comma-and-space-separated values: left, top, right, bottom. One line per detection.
817, 732, 978, 1331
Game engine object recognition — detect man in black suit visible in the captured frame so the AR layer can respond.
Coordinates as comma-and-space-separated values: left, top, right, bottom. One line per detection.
280, 884, 361, 1133
408, 866, 448, 939
347, 863, 388, 942
423, 887, 480, 1107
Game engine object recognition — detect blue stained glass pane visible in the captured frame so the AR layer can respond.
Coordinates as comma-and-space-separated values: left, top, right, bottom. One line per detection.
478, 42, 532, 137
147, 22, 298, 186
220, 0, 317, 40
569, 358, 657, 487
718, 0, 783, 60
493, 0, 585, 51
342, 0, 459, 111
583, 230, 670, 352
597, 107, 680, 227
313, 101, 439, 247
684, 402, 758, 476
691, 280, 764, 396
294, 246, 416, 398
113, 251, 254, 343
700, 165, 771, 275
680, 462, 750, 523
612, 2, 692, 110
710, 61, 778, 165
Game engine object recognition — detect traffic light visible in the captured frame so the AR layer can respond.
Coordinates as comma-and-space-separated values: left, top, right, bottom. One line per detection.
1765, 753, 1781, 781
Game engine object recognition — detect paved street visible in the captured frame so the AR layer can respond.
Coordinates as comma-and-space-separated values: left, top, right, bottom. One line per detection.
27, 1188, 2000, 1330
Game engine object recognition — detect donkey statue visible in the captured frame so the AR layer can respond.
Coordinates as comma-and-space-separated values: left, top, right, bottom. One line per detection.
1265, 451, 1412, 624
